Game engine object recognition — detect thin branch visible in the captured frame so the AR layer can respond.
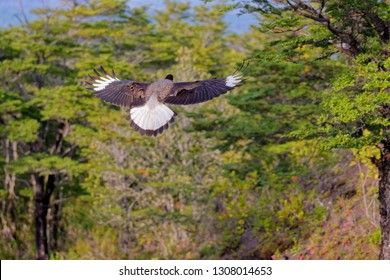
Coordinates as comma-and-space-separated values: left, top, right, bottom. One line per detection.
319, 0, 326, 15
313, 51, 337, 61
294, 0, 318, 15
17, 0, 30, 29
365, 12, 390, 43
357, 159, 379, 228
285, 0, 361, 56
16, 81, 30, 100
286, 0, 347, 35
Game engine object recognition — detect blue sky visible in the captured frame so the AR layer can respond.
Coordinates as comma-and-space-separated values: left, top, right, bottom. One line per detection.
0, 0, 257, 33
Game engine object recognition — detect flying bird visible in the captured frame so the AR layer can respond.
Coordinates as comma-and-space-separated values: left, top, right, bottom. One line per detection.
86, 66, 243, 136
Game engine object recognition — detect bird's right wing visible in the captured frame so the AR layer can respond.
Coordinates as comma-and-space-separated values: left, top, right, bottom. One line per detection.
86, 66, 150, 108
163, 73, 243, 105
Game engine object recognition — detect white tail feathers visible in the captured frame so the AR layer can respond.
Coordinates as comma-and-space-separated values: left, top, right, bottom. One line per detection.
130, 103, 175, 136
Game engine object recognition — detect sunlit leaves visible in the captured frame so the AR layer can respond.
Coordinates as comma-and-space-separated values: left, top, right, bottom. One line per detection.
8, 119, 40, 142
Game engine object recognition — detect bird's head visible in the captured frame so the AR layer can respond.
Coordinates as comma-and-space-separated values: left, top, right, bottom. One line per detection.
165, 74, 173, 81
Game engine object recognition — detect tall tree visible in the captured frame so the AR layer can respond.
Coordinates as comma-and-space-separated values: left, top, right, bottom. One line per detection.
220, 0, 389, 259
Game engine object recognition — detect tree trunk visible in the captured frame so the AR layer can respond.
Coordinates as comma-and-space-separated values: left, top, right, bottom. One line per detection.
50, 182, 63, 252
33, 174, 48, 259
378, 141, 390, 259
32, 174, 56, 260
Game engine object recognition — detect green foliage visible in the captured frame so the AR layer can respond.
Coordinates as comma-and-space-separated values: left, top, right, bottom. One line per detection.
0, 0, 386, 260
318, 57, 390, 149
8, 119, 40, 142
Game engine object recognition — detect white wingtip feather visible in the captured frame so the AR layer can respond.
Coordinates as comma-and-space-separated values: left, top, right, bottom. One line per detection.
92, 74, 119, 91
225, 73, 242, 87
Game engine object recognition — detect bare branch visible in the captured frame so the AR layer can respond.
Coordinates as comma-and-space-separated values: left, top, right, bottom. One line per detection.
16, 81, 30, 100
319, 0, 326, 15
294, 0, 318, 15
285, 0, 362, 56
286, 0, 345, 34
17, 0, 30, 30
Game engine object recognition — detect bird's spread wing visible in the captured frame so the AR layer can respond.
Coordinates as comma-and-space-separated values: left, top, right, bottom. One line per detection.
163, 73, 243, 105
86, 66, 150, 108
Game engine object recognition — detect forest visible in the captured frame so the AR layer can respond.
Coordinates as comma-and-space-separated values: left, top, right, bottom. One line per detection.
0, 0, 389, 260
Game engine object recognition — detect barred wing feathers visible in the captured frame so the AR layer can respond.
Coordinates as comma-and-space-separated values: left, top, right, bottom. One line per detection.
164, 73, 242, 105
86, 66, 150, 108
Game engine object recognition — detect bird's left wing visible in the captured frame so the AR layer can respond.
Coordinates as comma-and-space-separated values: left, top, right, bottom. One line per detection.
163, 73, 243, 105
86, 66, 150, 108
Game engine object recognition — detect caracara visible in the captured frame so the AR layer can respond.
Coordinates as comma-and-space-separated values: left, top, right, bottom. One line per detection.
87, 66, 243, 136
